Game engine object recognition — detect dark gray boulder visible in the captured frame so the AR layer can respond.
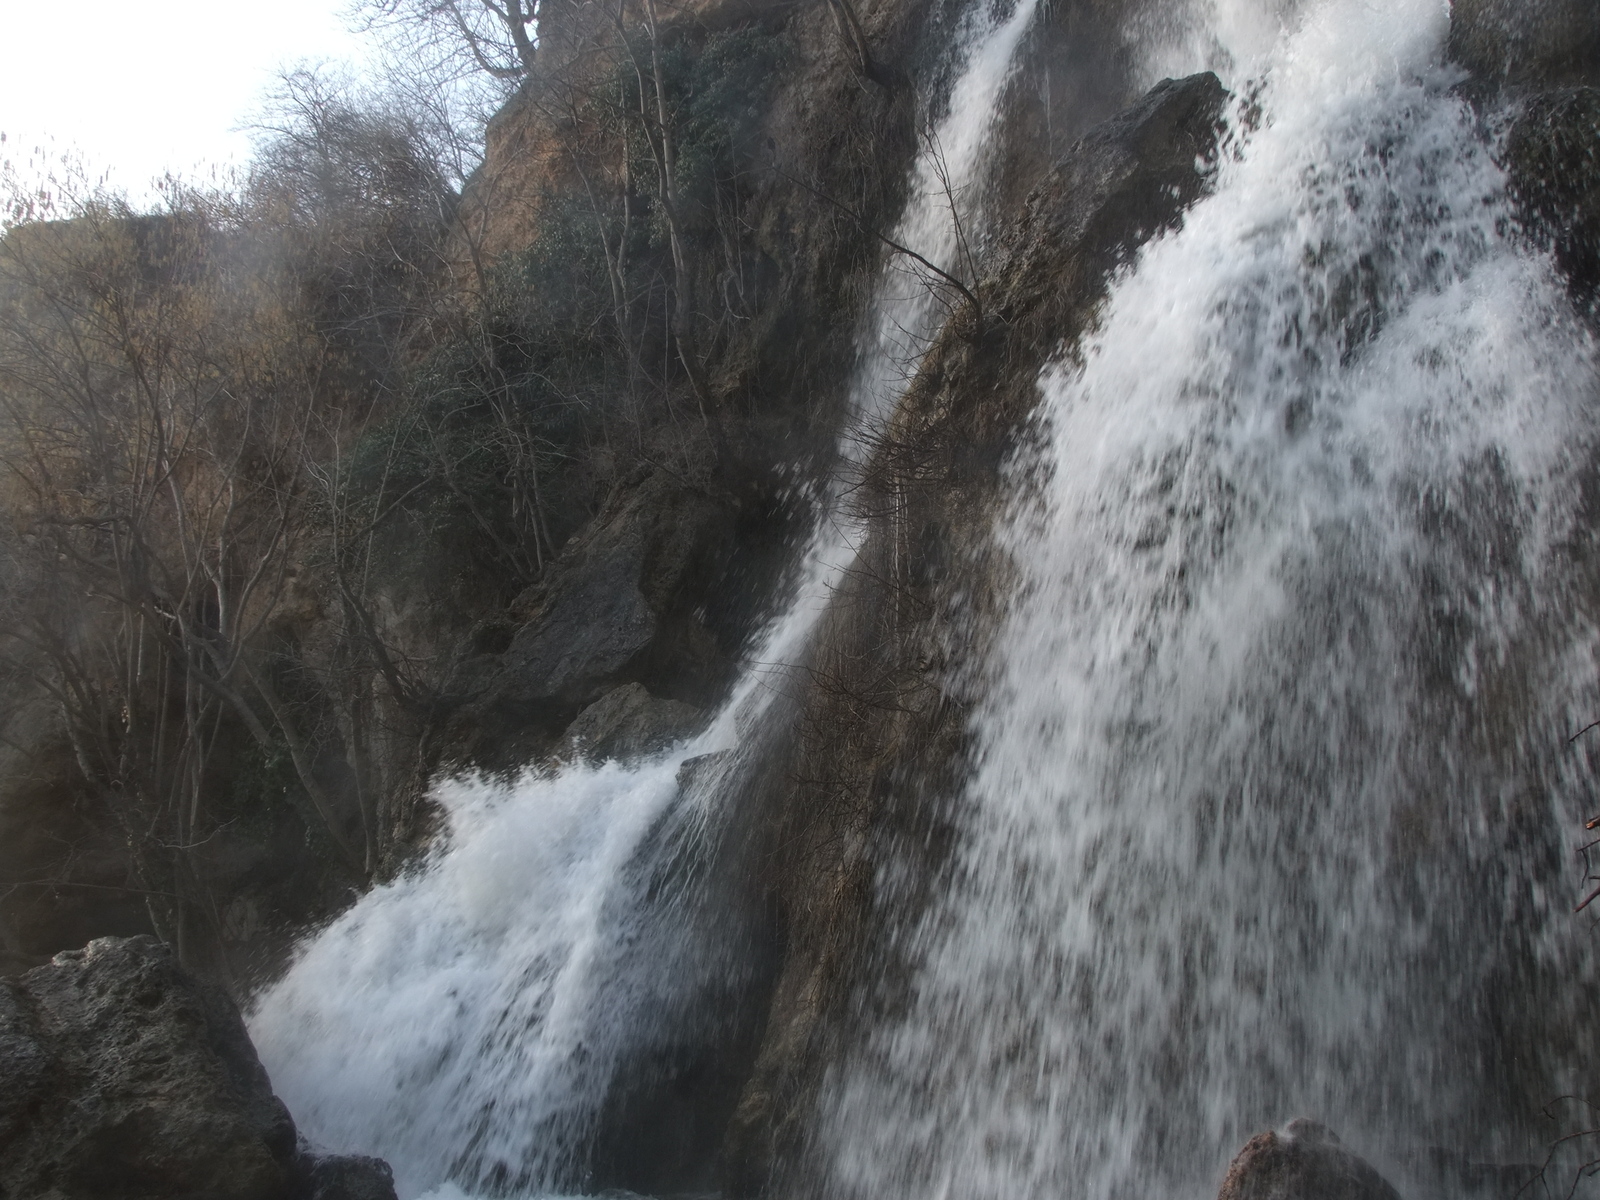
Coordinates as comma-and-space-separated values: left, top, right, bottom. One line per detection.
293, 1150, 399, 1200
475, 470, 736, 724
0, 935, 397, 1200
1217, 1120, 1404, 1200
557, 682, 704, 763
1450, 0, 1600, 87
497, 545, 660, 707
0, 935, 297, 1200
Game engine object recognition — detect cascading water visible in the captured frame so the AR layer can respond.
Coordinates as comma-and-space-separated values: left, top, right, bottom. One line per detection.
817, 2, 1600, 1197
248, 5, 1038, 1197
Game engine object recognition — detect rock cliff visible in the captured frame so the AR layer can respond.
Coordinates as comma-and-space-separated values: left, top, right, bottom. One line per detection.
0, 0, 1155, 986
717, 67, 1231, 1192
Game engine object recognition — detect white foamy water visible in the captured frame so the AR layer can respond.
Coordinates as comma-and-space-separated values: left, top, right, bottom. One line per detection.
845, 0, 1040, 445
817, 2, 1600, 1198
253, 763, 687, 1196
249, 5, 1038, 1196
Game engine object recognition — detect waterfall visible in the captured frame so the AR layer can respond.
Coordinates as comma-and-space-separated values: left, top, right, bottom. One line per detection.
247, 5, 1038, 1197
817, 1, 1600, 1197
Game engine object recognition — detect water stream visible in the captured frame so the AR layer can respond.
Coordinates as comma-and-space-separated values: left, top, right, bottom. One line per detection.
248, 5, 1039, 1196
817, 1, 1600, 1196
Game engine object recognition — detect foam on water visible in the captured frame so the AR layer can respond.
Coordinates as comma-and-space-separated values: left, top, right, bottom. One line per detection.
252, 763, 684, 1195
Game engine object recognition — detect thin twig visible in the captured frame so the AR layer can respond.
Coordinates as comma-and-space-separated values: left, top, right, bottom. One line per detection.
768, 163, 982, 318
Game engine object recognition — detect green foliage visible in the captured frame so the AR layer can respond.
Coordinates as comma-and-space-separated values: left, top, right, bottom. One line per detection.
613, 27, 791, 241
340, 207, 619, 585
490, 194, 618, 346
668, 29, 791, 211
220, 736, 307, 839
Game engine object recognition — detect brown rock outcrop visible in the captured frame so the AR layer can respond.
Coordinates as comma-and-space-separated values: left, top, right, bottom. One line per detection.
1218, 1120, 1404, 1200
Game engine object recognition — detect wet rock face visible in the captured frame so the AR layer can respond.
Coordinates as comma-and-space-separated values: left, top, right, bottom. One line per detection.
1505, 87, 1600, 306
1450, 0, 1600, 87
0, 936, 296, 1200
720, 72, 1232, 1198
985, 70, 1229, 363
0, 935, 396, 1200
293, 1152, 399, 1200
1218, 1120, 1404, 1200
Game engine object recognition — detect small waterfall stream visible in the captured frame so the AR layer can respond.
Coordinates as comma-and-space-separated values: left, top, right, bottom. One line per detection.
818, 1, 1600, 1197
248, 5, 1038, 1196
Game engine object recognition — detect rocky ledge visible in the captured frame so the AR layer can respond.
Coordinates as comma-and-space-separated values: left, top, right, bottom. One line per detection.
0, 935, 393, 1200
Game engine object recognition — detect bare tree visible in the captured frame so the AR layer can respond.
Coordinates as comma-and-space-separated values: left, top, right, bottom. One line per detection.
613, 0, 717, 421
824, 0, 877, 81
361, 0, 543, 81
0, 162, 402, 965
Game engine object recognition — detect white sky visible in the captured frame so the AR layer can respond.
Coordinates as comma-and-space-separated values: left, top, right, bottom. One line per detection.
0, 0, 373, 202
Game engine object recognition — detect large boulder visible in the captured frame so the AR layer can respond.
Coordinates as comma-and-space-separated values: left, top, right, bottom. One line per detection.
0, 936, 297, 1200
557, 682, 705, 764
497, 544, 661, 707
292, 1151, 399, 1200
482, 470, 736, 716
0, 936, 396, 1200
1217, 1120, 1404, 1200
1450, 0, 1600, 87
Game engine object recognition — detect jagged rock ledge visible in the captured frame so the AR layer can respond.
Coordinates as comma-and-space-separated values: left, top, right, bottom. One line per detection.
0, 936, 394, 1200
